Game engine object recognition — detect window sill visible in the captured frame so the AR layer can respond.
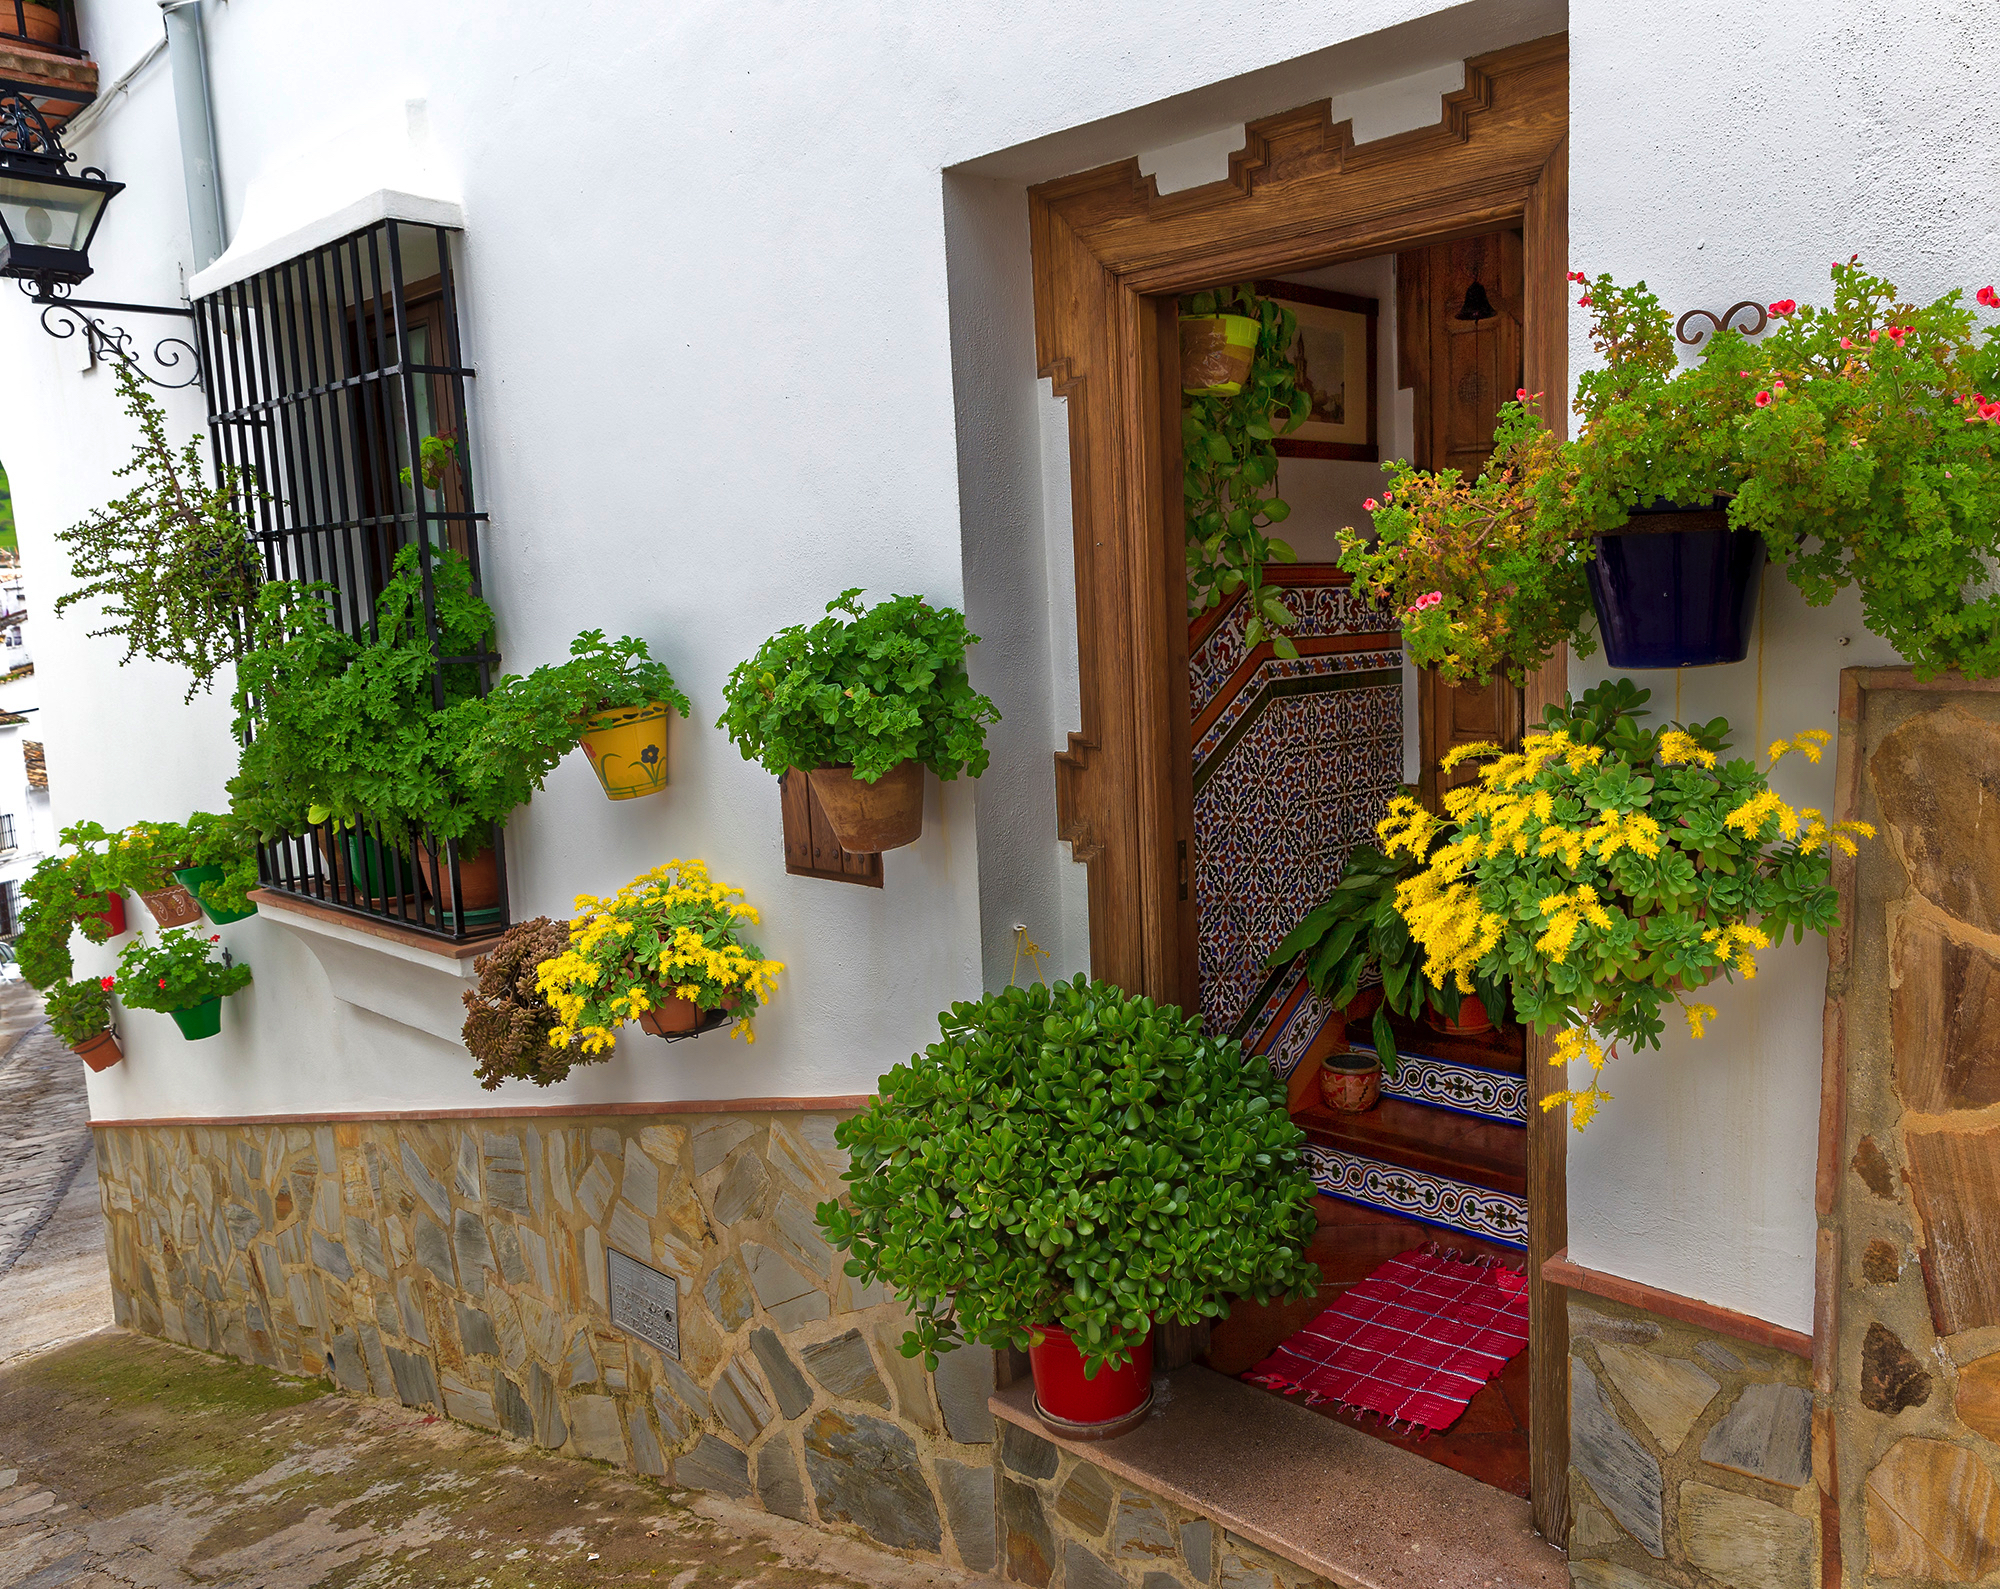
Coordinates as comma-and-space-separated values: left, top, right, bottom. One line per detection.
254, 888, 500, 1042
991, 1367, 1563, 1588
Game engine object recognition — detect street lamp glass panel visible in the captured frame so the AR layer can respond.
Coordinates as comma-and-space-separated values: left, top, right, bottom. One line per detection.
0, 173, 104, 252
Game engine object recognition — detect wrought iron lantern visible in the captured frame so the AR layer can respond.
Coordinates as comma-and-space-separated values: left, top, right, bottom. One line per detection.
0, 90, 119, 289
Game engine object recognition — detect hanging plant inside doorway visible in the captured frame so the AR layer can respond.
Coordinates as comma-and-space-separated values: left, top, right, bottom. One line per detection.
1180, 283, 1312, 654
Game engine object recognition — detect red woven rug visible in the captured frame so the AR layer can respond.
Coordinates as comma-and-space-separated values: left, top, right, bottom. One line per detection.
1243, 1244, 1529, 1435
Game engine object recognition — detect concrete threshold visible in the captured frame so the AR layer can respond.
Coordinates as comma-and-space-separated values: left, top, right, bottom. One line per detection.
991, 1366, 1565, 1589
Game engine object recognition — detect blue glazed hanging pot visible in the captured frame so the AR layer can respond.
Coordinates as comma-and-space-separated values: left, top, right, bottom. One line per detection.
1587, 500, 1766, 669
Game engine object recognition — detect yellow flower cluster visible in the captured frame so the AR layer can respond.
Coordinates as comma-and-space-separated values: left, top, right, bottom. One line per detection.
536, 859, 784, 1055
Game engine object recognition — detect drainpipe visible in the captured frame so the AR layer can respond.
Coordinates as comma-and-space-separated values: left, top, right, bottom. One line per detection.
158, 0, 224, 271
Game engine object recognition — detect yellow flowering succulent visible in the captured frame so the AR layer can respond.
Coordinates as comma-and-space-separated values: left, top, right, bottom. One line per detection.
535, 859, 783, 1054
1383, 679, 1870, 1128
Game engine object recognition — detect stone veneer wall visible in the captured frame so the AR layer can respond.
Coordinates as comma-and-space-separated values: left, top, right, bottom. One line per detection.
1820, 677, 2000, 1585
994, 1419, 1333, 1589
1566, 1294, 1817, 1589
91, 1110, 1004, 1573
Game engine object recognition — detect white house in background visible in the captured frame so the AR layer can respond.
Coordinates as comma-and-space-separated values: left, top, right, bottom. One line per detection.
0, 1, 1991, 1584
0, 547, 49, 934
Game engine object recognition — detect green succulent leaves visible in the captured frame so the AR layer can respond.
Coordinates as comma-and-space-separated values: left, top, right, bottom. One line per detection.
816, 976, 1323, 1377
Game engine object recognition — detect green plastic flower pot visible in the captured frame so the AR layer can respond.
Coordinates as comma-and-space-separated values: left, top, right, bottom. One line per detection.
168, 997, 224, 1041
172, 865, 257, 925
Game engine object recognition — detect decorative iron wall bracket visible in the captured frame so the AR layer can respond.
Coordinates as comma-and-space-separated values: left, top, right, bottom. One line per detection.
22, 280, 201, 389
1675, 300, 1769, 348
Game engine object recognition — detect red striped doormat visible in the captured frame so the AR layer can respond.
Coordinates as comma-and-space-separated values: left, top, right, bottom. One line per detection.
1243, 1244, 1529, 1435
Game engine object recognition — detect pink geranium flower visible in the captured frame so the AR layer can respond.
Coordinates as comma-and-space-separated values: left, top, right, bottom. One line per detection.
1755, 391, 1773, 407
1978, 286, 2000, 309
1364, 498, 1379, 513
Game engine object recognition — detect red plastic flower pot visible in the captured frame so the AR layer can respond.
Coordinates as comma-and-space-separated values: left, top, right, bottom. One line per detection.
82, 891, 127, 936
1028, 1323, 1153, 1429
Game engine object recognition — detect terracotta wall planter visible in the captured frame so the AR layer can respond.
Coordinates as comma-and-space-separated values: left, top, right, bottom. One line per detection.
15, 3, 63, 44
72, 1030, 122, 1072
805, 761, 924, 852
139, 885, 204, 929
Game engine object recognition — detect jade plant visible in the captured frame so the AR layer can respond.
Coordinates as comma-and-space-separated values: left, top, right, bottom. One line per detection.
1181, 283, 1312, 652
230, 545, 682, 852
113, 928, 252, 1014
816, 975, 1324, 1375
1343, 258, 2000, 684
718, 590, 999, 783
461, 916, 575, 1089
1381, 679, 1871, 1126
46, 976, 113, 1049
54, 361, 263, 700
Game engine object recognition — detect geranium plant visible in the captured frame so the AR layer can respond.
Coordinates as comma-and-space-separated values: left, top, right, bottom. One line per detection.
1181, 283, 1312, 651
1380, 680, 1871, 1126
16, 850, 120, 991
113, 928, 253, 1013
717, 590, 999, 783
46, 976, 113, 1048
461, 916, 575, 1089
534, 860, 783, 1053
67, 813, 259, 914
816, 975, 1324, 1375
1344, 259, 2000, 683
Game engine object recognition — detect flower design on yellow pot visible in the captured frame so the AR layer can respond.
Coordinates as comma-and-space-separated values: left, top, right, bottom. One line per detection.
580, 703, 672, 800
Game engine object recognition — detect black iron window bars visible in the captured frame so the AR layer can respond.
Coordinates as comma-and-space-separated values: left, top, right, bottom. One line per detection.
196, 218, 507, 943
0, 0, 85, 58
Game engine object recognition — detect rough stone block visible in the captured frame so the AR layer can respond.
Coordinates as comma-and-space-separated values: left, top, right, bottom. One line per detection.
639, 1124, 689, 1167
567, 1394, 628, 1463
1569, 1563, 1674, 1589
309, 1230, 353, 1283
874, 1324, 938, 1433
606, 1199, 653, 1261
713, 1358, 774, 1442
328, 1329, 368, 1394
455, 1303, 498, 1359
1871, 705, 2000, 933
566, 1330, 600, 1386
489, 1220, 528, 1286
1057, 1462, 1117, 1537
1699, 1382, 1812, 1489
712, 1152, 772, 1227
620, 1146, 661, 1218
576, 1156, 617, 1223
704, 1254, 755, 1333
400, 1142, 451, 1223
1181, 1517, 1213, 1583
1595, 1343, 1719, 1451
1861, 1320, 1933, 1413
451, 1209, 494, 1295
675, 1434, 751, 1499
935, 1345, 997, 1443
755, 1438, 809, 1521
1693, 1340, 1744, 1375
652, 1382, 694, 1446
1852, 1136, 1897, 1200
1570, 1359, 1663, 1556
1001, 1475, 1056, 1587
1141, 1576, 1180, 1589
751, 1327, 816, 1419
1113, 1491, 1178, 1562
800, 1330, 888, 1408
691, 1118, 756, 1176
937, 1457, 996, 1572
518, 1225, 552, 1296
527, 1361, 567, 1448
627, 1403, 666, 1477
1957, 1352, 2000, 1443
495, 1373, 534, 1440
1893, 914, 2000, 1111
1568, 1302, 1661, 1347
441, 1371, 498, 1430
1865, 1436, 2000, 1582
1065, 1541, 1124, 1589
770, 1192, 835, 1278
1862, 1239, 1902, 1285
658, 1355, 712, 1422
802, 1407, 942, 1552
743, 1242, 829, 1332
1679, 1481, 1813, 1589
1906, 1126, 2000, 1332
387, 1344, 438, 1409
483, 1131, 529, 1212
1001, 1420, 1059, 1479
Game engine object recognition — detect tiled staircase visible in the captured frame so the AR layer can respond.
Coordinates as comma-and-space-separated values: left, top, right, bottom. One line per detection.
1289, 1014, 1529, 1251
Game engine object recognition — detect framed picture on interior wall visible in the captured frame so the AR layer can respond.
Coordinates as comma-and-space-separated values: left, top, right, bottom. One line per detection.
1257, 280, 1378, 462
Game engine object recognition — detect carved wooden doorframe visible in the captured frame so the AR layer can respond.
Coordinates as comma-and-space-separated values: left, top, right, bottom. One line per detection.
1027, 32, 1574, 1542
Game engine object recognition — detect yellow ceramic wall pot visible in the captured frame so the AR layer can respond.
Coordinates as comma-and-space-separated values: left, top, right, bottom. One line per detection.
580, 703, 671, 800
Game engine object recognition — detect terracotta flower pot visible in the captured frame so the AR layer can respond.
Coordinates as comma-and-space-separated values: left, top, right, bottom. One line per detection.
806, 761, 925, 853
417, 845, 501, 917
1426, 993, 1494, 1037
73, 1030, 122, 1072
1028, 1323, 1154, 1439
16, 3, 63, 44
579, 702, 672, 800
139, 884, 204, 928
1179, 313, 1260, 396
637, 990, 736, 1041
1318, 1049, 1381, 1113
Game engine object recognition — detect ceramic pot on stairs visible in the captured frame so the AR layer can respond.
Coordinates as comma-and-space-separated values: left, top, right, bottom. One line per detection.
1318, 1048, 1382, 1113
1028, 1322, 1154, 1439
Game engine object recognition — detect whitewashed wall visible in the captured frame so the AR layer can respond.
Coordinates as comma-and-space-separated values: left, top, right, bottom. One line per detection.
12, 0, 1981, 1331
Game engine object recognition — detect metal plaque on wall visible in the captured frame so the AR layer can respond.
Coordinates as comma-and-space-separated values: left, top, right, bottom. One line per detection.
607, 1248, 680, 1360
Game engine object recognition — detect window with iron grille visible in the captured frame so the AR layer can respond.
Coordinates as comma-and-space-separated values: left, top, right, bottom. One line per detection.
0, 813, 15, 852
0, 880, 14, 939
195, 218, 506, 941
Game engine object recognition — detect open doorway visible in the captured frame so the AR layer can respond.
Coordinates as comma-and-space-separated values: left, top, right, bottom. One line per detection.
1029, 34, 1572, 1545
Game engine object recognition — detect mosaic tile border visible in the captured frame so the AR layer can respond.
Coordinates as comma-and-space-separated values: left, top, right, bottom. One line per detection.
1381, 1055, 1530, 1124
1303, 1145, 1527, 1250
1192, 651, 1404, 773
1189, 580, 1399, 717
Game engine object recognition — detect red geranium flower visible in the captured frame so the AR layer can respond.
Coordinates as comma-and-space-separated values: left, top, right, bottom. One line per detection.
1515, 387, 1528, 400
1768, 299, 1797, 316
1978, 285, 2000, 309
210, 934, 221, 943
1755, 391, 1773, 407
1566, 271, 1587, 284
1577, 294, 1593, 308
1363, 498, 1379, 512
158, 977, 167, 989
99, 976, 114, 990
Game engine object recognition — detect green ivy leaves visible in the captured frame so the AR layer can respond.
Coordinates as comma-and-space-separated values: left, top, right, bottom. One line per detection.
815, 975, 1323, 1377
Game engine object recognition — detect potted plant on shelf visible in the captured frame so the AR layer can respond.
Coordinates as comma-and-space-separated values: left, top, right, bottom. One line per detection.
48, 976, 120, 1072
1344, 258, 2000, 681
1266, 836, 1508, 1110
1178, 281, 1266, 397
535, 859, 783, 1052
461, 917, 575, 1089
112, 929, 252, 1042
718, 590, 1001, 853
816, 975, 1324, 1435
1381, 679, 1872, 1127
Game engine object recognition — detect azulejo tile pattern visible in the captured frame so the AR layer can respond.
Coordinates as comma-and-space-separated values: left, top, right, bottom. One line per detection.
1381, 1056, 1530, 1124
1303, 1145, 1527, 1251
1192, 649, 1406, 770
1189, 580, 1401, 718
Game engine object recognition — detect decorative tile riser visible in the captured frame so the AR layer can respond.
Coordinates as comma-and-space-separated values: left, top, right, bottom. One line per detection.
1380, 1055, 1528, 1124
1301, 1145, 1526, 1250
90, 1111, 1001, 1573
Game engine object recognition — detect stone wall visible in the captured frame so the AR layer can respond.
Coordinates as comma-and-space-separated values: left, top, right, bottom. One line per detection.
993, 1419, 1331, 1589
1820, 676, 2000, 1585
91, 1109, 1001, 1573
1565, 1294, 1817, 1589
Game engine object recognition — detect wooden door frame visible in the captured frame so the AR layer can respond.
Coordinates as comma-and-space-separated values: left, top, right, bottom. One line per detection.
1027, 33, 1574, 1544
